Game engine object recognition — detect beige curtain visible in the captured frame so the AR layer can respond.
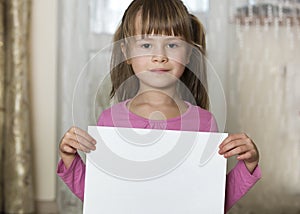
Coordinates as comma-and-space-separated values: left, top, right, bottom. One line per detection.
0, 0, 35, 213
0, 1, 4, 210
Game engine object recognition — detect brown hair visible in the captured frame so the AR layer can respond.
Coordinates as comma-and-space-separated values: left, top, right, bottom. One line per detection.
110, 0, 209, 109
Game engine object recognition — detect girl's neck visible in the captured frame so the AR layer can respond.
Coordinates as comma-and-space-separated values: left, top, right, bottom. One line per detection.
127, 88, 188, 120
137, 82, 181, 102
135, 88, 180, 106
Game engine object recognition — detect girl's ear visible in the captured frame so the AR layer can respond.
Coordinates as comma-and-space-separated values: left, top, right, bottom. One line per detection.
121, 42, 131, 64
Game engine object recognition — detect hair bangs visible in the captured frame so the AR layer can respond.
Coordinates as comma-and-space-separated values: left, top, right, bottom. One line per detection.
139, 1, 191, 40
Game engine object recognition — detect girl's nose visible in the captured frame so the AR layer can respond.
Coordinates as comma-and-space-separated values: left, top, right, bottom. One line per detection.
151, 54, 168, 63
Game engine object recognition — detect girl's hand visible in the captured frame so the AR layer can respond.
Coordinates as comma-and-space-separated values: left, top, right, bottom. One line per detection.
218, 133, 259, 174
59, 126, 96, 168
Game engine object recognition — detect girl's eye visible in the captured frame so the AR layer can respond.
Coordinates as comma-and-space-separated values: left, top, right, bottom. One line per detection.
167, 43, 179, 48
141, 43, 152, 49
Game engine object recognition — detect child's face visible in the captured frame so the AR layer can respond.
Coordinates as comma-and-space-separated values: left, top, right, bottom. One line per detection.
122, 12, 191, 90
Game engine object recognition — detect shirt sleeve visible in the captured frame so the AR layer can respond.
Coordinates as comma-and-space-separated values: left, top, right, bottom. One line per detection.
56, 153, 86, 201
97, 109, 109, 126
97, 111, 104, 126
225, 160, 261, 212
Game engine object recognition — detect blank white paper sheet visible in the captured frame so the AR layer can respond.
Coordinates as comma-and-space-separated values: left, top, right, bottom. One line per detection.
83, 126, 227, 214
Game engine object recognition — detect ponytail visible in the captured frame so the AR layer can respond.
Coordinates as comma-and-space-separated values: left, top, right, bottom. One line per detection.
179, 14, 209, 110
189, 14, 206, 55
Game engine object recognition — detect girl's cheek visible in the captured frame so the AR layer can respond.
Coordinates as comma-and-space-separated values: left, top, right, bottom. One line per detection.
169, 53, 189, 64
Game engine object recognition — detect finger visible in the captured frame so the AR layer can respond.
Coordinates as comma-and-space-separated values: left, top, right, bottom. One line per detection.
72, 134, 96, 151
219, 133, 248, 148
237, 151, 252, 161
70, 126, 96, 145
60, 139, 78, 154
219, 134, 243, 148
219, 138, 252, 155
64, 129, 96, 150
69, 139, 93, 153
238, 149, 258, 162
61, 137, 93, 154
222, 144, 249, 158
62, 145, 77, 154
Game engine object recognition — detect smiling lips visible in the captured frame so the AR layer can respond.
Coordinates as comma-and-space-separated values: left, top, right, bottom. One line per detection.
150, 68, 169, 73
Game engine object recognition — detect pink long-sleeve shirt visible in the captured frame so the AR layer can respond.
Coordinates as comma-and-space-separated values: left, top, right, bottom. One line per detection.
57, 100, 261, 212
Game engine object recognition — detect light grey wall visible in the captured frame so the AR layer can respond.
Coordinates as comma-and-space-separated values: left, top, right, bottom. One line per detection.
225, 1, 300, 213
56, 0, 89, 213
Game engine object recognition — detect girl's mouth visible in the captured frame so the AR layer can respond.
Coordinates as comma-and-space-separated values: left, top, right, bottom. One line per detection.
150, 68, 169, 73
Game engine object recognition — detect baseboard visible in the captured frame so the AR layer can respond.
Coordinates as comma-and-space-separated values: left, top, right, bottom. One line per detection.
35, 200, 58, 214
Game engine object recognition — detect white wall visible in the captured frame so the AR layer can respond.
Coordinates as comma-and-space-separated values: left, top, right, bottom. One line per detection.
30, 0, 57, 201
206, 0, 229, 132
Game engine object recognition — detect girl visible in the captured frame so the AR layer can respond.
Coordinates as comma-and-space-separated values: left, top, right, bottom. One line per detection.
57, 0, 261, 212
